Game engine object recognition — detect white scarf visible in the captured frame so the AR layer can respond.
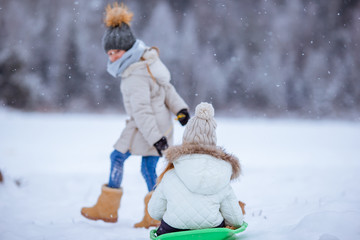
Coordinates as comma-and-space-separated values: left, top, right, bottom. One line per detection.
107, 39, 147, 78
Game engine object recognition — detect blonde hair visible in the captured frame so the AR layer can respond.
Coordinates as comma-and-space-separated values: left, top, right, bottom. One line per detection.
156, 162, 174, 186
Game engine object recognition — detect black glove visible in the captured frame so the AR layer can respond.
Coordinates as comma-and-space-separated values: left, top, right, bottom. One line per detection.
153, 137, 168, 157
176, 109, 190, 126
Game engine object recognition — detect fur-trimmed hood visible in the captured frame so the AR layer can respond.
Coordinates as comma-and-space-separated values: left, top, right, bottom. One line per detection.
165, 144, 241, 179
164, 144, 241, 195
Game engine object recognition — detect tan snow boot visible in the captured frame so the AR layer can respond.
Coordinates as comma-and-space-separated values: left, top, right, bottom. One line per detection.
81, 184, 123, 223
134, 191, 160, 228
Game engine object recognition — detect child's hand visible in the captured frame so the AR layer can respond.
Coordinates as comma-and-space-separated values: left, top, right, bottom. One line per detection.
175, 109, 190, 126
224, 201, 246, 229
153, 137, 168, 157
225, 226, 237, 230
239, 201, 246, 215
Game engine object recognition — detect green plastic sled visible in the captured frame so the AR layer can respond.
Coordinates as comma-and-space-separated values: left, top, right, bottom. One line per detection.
150, 222, 248, 240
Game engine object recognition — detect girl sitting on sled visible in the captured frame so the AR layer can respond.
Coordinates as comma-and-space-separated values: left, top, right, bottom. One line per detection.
148, 102, 245, 236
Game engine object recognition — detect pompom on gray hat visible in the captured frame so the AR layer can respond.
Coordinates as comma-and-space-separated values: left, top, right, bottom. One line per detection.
182, 102, 217, 146
102, 3, 136, 52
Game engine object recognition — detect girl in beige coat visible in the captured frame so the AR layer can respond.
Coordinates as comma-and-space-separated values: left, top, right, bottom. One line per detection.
81, 3, 189, 227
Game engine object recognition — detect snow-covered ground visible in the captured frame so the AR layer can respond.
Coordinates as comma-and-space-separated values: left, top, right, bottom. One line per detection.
0, 110, 359, 240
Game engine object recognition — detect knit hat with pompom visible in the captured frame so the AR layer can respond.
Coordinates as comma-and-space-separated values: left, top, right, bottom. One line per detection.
102, 2, 136, 52
182, 102, 217, 146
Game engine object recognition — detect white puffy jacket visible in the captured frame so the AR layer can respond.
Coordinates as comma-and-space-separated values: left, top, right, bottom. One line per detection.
148, 144, 244, 229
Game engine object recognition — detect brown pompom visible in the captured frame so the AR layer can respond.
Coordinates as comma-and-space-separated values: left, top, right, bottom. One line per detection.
105, 2, 133, 27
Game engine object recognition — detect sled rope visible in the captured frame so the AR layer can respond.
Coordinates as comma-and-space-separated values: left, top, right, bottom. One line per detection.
146, 64, 157, 83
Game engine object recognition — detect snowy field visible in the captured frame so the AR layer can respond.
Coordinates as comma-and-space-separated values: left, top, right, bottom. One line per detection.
0, 109, 360, 240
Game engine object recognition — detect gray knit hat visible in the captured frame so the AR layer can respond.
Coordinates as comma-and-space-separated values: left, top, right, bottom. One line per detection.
102, 3, 136, 52
183, 102, 217, 146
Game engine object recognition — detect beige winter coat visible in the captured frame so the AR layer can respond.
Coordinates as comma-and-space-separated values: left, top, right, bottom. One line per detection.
113, 48, 188, 156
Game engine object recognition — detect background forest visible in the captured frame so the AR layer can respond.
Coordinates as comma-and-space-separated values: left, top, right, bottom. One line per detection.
0, 0, 359, 119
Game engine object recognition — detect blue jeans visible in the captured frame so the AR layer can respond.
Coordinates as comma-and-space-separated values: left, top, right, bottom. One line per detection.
108, 150, 159, 192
